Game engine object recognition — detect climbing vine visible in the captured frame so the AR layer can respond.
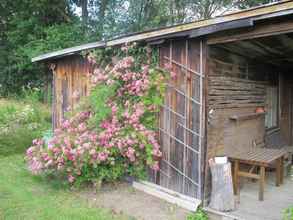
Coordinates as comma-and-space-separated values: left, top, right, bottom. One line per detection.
25, 43, 172, 185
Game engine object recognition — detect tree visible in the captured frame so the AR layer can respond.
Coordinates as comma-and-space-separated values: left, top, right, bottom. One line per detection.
0, 0, 92, 96
236, 0, 280, 9
71, 0, 89, 24
163, 0, 279, 22
97, 0, 279, 37
0, 0, 281, 97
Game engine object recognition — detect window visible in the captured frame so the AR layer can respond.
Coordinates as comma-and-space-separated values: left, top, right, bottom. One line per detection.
265, 85, 278, 129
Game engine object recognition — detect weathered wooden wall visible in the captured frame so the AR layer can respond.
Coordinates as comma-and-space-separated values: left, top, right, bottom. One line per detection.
208, 48, 269, 109
206, 47, 271, 155
52, 55, 92, 129
152, 38, 206, 200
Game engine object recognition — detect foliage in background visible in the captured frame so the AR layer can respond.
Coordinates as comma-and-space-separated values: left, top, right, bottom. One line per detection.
0, 0, 279, 97
26, 44, 168, 185
72, 0, 281, 36
284, 207, 293, 220
186, 208, 209, 220
65, 0, 281, 34
0, 0, 96, 97
0, 90, 51, 156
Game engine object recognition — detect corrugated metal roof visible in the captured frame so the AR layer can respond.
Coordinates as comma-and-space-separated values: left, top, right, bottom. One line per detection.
32, 0, 293, 62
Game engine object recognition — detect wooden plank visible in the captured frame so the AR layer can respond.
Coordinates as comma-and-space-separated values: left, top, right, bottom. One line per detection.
238, 171, 260, 179
209, 103, 264, 109
32, 41, 106, 62
208, 76, 267, 85
133, 181, 201, 211
230, 158, 269, 167
209, 96, 265, 101
229, 112, 265, 121
209, 100, 265, 105
229, 149, 286, 164
208, 19, 293, 45
253, 40, 284, 55
172, 40, 185, 194
209, 89, 265, 95
189, 18, 253, 38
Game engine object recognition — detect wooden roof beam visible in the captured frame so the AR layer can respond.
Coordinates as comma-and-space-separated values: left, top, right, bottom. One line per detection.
207, 19, 293, 45
252, 40, 283, 55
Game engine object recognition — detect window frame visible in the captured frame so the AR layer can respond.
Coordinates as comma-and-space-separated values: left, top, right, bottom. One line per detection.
265, 74, 280, 132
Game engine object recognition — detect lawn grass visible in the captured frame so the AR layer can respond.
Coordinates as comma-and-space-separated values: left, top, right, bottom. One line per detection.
0, 154, 131, 220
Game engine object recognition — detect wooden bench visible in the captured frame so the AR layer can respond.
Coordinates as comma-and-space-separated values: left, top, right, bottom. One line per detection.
265, 131, 293, 176
228, 148, 287, 201
266, 145, 293, 176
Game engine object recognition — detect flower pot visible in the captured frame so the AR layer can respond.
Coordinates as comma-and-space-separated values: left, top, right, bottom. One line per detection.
152, 155, 161, 161
255, 107, 265, 113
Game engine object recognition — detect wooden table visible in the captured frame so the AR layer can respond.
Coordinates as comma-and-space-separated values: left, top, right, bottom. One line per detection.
228, 148, 287, 201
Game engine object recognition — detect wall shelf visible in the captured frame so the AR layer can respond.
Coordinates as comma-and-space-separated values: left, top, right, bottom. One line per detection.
229, 112, 266, 121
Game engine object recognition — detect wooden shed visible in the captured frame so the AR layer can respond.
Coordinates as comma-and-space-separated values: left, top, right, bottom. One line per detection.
32, 1, 293, 218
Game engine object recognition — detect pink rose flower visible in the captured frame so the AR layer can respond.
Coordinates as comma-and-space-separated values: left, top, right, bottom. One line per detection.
68, 174, 75, 183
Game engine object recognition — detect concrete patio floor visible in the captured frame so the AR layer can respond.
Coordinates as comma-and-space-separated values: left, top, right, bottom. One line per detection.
213, 168, 293, 220
79, 170, 293, 220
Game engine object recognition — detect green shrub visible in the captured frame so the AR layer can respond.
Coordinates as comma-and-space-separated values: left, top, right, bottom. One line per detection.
187, 208, 209, 220
0, 98, 51, 156
21, 87, 43, 103
284, 207, 293, 220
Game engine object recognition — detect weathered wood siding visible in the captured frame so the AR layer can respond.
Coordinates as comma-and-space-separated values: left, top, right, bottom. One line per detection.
151, 39, 206, 199
207, 48, 271, 155
209, 75, 266, 109
208, 48, 269, 109
52, 55, 92, 129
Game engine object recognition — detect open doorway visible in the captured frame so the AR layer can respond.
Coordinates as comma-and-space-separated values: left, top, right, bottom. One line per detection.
207, 32, 293, 220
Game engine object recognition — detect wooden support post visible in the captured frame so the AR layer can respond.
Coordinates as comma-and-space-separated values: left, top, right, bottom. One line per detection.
234, 160, 240, 203
232, 162, 236, 194
280, 156, 284, 185
276, 156, 284, 186
259, 166, 265, 201
276, 158, 281, 187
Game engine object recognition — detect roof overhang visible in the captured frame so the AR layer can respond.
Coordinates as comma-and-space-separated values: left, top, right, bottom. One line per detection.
32, 0, 293, 63
31, 41, 106, 63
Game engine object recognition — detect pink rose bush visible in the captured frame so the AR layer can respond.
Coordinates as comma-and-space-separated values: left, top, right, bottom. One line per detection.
26, 44, 168, 185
